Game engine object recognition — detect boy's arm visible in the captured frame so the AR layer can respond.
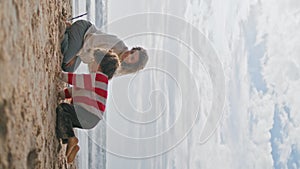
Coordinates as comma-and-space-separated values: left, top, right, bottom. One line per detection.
59, 71, 93, 89
59, 71, 108, 91
58, 87, 72, 99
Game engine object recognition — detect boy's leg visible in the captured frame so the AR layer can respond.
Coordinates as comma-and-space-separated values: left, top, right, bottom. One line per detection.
60, 20, 92, 72
66, 137, 79, 157
67, 145, 79, 163
67, 145, 80, 163
74, 105, 101, 129
56, 103, 85, 163
55, 103, 82, 143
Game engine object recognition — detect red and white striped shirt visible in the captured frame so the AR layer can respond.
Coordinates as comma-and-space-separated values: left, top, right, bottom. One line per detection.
59, 71, 108, 118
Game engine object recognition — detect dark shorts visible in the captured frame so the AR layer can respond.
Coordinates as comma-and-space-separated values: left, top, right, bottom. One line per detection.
55, 103, 100, 143
74, 104, 101, 129
60, 20, 92, 72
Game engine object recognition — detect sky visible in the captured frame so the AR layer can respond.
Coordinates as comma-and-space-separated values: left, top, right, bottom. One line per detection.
73, 0, 300, 168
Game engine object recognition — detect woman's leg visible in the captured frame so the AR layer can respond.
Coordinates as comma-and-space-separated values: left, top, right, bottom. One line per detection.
60, 20, 92, 72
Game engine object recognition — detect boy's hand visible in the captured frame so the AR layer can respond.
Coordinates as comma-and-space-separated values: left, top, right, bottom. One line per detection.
58, 90, 64, 100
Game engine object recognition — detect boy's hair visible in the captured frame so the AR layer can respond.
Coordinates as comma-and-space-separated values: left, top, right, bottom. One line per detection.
94, 49, 120, 80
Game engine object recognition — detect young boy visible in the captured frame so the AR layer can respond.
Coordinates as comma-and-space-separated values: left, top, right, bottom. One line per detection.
56, 49, 120, 163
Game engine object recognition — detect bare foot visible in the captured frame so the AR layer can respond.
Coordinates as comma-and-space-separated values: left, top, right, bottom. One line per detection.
67, 145, 80, 163
65, 20, 72, 28
58, 22, 66, 41
59, 20, 72, 41
66, 137, 79, 157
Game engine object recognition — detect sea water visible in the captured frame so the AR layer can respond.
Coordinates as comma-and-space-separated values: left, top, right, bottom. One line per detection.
73, 0, 300, 169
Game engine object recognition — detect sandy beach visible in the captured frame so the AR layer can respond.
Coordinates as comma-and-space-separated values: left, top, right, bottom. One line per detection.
0, 0, 76, 168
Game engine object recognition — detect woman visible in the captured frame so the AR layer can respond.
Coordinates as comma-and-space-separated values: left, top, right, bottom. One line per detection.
60, 20, 148, 75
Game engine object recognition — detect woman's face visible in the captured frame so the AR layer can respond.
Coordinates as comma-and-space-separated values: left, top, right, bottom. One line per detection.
123, 50, 139, 64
